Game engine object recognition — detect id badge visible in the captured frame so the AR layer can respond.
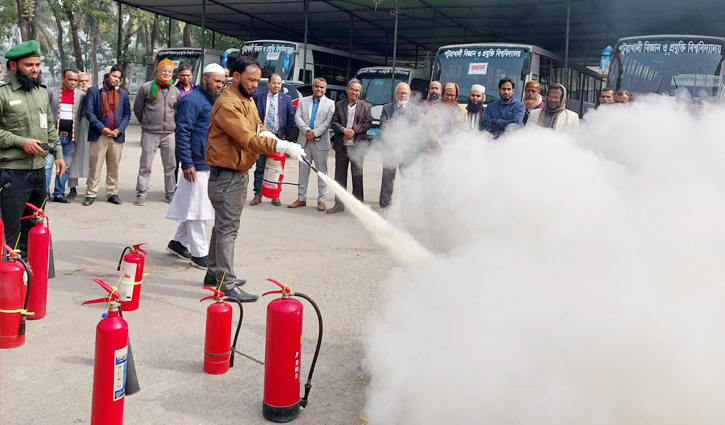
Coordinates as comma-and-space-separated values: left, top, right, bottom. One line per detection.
39, 112, 48, 129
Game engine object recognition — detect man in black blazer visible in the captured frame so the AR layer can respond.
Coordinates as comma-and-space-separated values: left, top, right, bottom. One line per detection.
378, 82, 422, 209
328, 79, 372, 214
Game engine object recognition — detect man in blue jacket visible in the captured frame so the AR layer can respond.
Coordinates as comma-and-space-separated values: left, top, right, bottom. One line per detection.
165, 64, 226, 270
82, 65, 131, 206
481, 78, 525, 138
250, 73, 295, 206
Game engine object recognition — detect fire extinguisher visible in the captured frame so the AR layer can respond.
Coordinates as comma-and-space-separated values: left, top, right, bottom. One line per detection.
0, 244, 32, 349
262, 278, 324, 422
200, 286, 245, 374
83, 278, 141, 415
261, 152, 287, 199
116, 244, 147, 312
22, 203, 50, 320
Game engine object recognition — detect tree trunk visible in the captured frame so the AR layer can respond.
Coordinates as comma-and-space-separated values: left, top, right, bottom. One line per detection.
52, 4, 67, 71
63, 1, 84, 71
17, 0, 38, 41
119, 13, 136, 89
145, 15, 158, 81
183, 22, 192, 47
91, 26, 99, 86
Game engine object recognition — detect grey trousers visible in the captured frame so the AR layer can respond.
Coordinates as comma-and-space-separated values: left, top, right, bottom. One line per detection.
206, 167, 248, 290
136, 132, 176, 196
298, 144, 329, 202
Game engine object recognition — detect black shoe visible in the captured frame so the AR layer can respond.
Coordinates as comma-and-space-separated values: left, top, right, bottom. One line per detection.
326, 204, 345, 214
166, 240, 191, 259
52, 195, 70, 204
107, 194, 122, 205
203, 273, 246, 287
67, 188, 77, 199
82, 197, 95, 206
223, 286, 258, 303
190, 256, 208, 270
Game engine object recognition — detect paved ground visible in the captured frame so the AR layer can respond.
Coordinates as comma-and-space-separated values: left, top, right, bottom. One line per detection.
0, 124, 390, 425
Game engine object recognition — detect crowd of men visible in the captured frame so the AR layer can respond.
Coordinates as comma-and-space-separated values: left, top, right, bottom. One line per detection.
0, 38, 636, 303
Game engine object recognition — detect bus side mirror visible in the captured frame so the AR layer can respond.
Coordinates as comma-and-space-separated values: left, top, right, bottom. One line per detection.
521, 56, 532, 81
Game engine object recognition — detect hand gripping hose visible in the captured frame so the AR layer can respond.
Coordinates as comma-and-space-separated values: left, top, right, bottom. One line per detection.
264, 278, 324, 409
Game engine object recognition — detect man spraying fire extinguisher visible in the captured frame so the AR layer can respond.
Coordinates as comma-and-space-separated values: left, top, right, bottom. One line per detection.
204, 57, 306, 303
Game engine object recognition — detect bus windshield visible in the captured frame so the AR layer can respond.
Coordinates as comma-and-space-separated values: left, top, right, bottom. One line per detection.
609, 37, 724, 98
434, 46, 529, 104
357, 69, 410, 106
241, 42, 297, 80
156, 49, 202, 81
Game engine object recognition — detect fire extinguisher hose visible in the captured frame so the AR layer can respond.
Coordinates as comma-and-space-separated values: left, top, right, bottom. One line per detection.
292, 292, 323, 409
17, 255, 32, 337
226, 298, 245, 368
116, 246, 132, 271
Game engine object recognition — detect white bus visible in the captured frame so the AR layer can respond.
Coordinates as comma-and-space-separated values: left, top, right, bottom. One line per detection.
225, 39, 382, 85
155, 48, 225, 85
355, 66, 430, 138
608, 35, 725, 100
433, 43, 604, 116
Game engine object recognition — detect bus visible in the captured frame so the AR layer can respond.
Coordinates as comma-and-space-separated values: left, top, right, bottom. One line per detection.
155, 48, 225, 85
355, 66, 430, 138
227, 39, 382, 85
433, 43, 604, 116
608, 35, 725, 100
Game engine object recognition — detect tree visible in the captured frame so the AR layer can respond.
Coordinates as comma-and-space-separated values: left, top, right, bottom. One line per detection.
63, 0, 83, 71
16, 0, 38, 40
183, 22, 191, 47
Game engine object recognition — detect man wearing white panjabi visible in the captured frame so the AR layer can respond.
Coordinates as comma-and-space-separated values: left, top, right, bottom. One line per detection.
165, 64, 227, 269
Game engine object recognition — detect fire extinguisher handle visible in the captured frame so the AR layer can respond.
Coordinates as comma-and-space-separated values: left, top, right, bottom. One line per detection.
266, 278, 291, 293
24, 203, 42, 214
132, 243, 148, 256
200, 286, 224, 301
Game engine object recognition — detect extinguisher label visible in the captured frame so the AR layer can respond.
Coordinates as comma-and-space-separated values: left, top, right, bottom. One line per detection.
119, 262, 137, 301
113, 346, 128, 401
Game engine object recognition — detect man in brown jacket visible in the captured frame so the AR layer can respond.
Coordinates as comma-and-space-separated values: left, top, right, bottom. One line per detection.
203, 56, 305, 303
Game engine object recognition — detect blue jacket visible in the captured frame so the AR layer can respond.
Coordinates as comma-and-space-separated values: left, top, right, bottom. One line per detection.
85, 86, 131, 142
175, 86, 212, 171
252, 91, 295, 139
481, 98, 526, 136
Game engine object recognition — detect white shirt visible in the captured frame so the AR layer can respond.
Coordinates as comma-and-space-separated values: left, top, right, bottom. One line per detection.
265, 91, 280, 133
344, 102, 357, 146
468, 110, 482, 131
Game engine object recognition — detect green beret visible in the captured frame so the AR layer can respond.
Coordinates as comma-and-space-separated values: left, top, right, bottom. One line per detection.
4, 40, 40, 60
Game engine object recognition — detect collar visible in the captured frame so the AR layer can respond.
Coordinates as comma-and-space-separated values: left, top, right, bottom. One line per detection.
176, 81, 194, 89
268, 90, 279, 98
8, 73, 22, 92
312, 96, 321, 103
347, 101, 357, 108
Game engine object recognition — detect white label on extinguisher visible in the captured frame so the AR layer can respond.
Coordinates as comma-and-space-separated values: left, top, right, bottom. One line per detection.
261, 158, 283, 190
119, 262, 137, 301
113, 346, 128, 401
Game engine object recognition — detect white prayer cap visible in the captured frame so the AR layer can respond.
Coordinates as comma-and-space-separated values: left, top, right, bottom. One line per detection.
470, 84, 485, 95
203, 63, 225, 75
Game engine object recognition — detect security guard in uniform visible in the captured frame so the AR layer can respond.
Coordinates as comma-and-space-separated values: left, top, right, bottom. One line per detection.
0, 40, 65, 254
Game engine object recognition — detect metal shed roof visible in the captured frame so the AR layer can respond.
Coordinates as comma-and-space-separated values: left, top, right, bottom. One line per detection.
118, 0, 725, 65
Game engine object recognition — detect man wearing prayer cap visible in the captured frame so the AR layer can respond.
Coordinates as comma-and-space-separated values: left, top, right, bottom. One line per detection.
165, 63, 227, 269
0, 40, 65, 256
523, 80, 544, 124
427, 82, 468, 145
466, 84, 486, 131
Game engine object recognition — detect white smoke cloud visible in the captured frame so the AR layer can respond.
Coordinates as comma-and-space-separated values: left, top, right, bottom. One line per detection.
362, 95, 725, 424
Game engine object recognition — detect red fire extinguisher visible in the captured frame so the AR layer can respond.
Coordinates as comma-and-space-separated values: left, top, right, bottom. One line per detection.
261, 152, 287, 199
22, 203, 50, 320
262, 278, 324, 422
116, 244, 147, 312
0, 244, 32, 349
200, 286, 245, 374
90, 300, 128, 425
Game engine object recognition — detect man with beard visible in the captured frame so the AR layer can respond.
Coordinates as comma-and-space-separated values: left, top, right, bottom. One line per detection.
203, 56, 305, 302
0, 40, 65, 254
420, 80, 442, 113
378, 82, 422, 209
526, 83, 579, 131
428, 82, 468, 141
523, 80, 544, 124
47, 68, 86, 203
82, 65, 131, 206
481, 78, 525, 138
466, 84, 486, 131
166, 64, 226, 270
66, 72, 91, 199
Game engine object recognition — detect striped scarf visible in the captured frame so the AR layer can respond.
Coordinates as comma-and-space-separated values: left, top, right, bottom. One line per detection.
150, 74, 173, 99
56, 88, 76, 146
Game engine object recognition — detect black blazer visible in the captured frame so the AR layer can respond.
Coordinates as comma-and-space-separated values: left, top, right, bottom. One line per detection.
331, 99, 372, 151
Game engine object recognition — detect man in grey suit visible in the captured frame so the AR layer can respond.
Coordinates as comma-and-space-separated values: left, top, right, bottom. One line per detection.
379, 82, 422, 209
47, 68, 86, 203
289, 77, 335, 211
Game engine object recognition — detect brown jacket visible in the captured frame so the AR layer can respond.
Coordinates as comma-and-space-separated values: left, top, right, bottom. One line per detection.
206, 84, 277, 172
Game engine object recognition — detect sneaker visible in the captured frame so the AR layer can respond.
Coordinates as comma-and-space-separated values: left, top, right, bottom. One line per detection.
223, 286, 258, 303
67, 188, 77, 199
203, 273, 246, 287
134, 195, 146, 206
82, 197, 95, 206
190, 256, 208, 270
107, 194, 122, 205
52, 195, 70, 203
165, 193, 174, 203
166, 240, 192, 259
